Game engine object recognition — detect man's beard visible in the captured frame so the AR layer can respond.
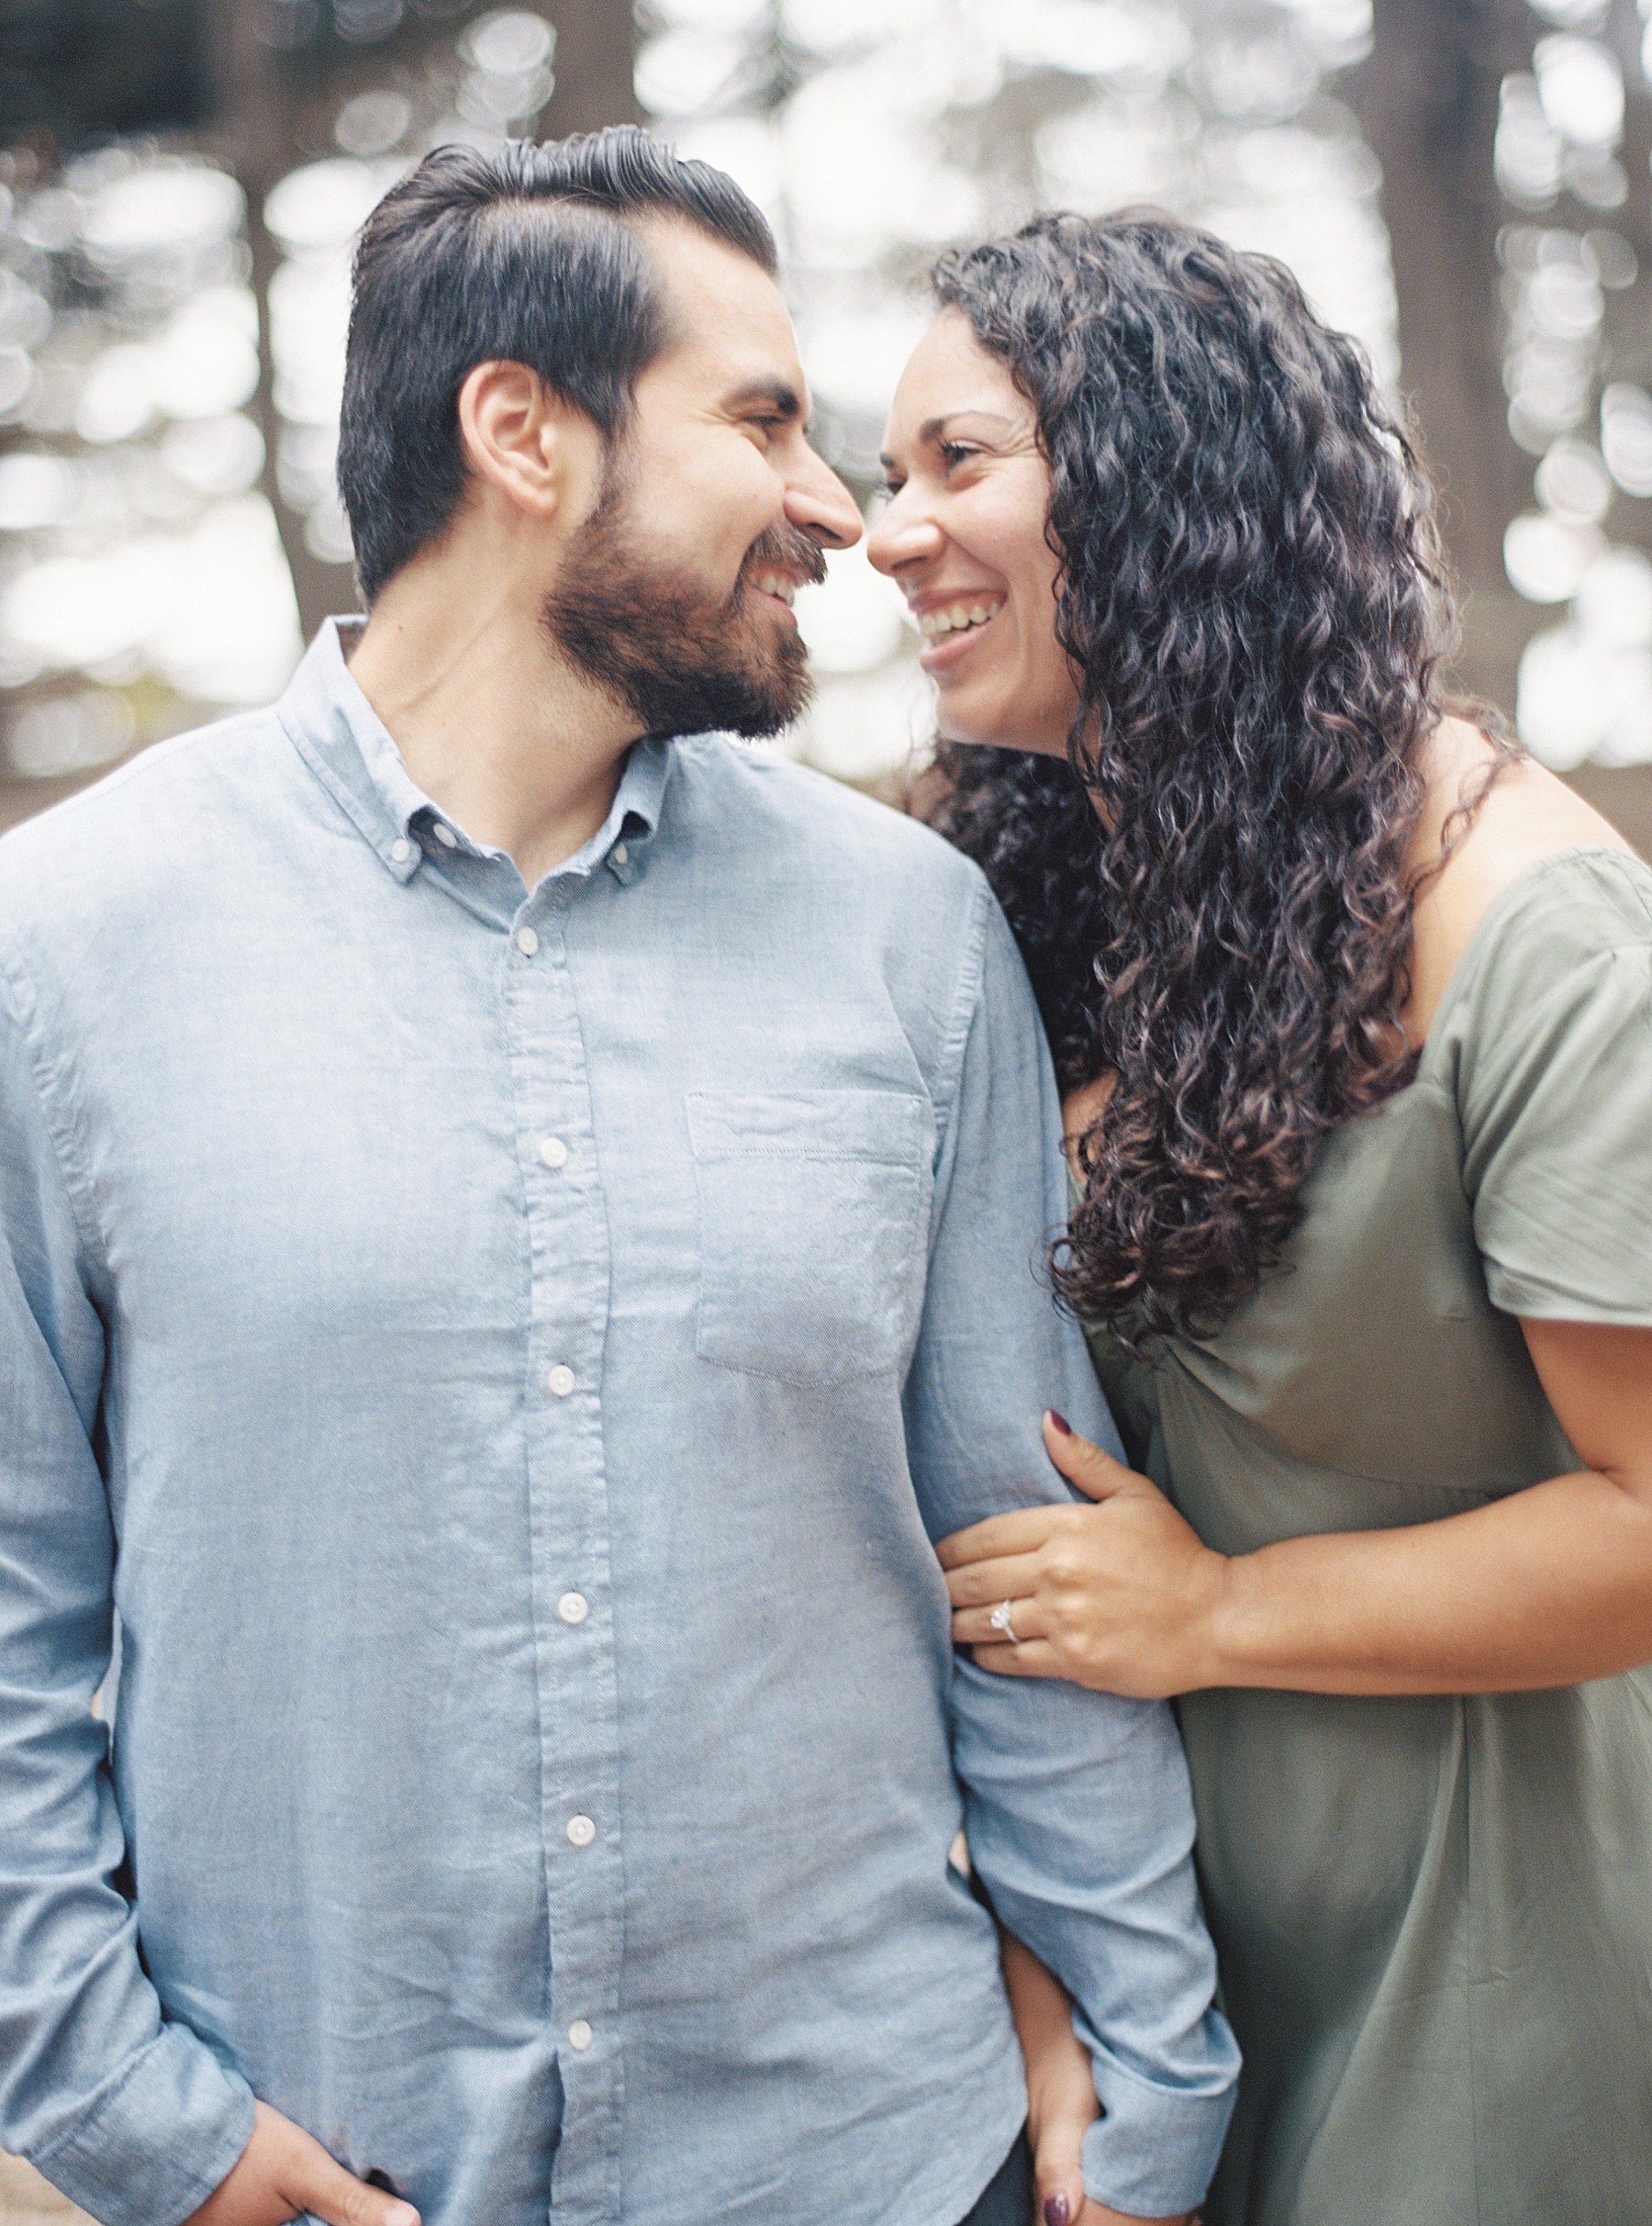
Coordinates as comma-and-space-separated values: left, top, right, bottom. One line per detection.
541, 471, 827, 741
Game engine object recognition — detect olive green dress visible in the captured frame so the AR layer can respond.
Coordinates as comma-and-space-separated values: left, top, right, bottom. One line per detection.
1083, 848, 1652, 2226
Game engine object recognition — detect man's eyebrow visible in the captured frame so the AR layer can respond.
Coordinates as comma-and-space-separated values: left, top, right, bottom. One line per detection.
723, 377, 804, 419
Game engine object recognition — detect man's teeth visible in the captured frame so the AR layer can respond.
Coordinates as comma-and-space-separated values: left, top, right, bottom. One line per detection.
918, 600, 1002, 640
752, 569, 797, 606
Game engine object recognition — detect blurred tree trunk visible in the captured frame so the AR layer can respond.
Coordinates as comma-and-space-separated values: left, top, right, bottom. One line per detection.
201, 0, 340, 643
1343, 0, 1537, 711
541, 0, 642, 136
1346, 0, 1652, 852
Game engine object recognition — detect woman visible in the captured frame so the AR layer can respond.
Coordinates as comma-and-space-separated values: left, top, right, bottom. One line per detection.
868, 212, 1652, 2226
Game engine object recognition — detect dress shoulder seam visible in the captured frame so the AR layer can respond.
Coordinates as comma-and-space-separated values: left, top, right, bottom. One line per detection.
1419, 846, 1651, 1077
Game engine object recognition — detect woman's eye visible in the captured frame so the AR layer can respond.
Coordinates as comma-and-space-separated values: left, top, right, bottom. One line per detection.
939, 442, 979, 470
877, 478, 903, 502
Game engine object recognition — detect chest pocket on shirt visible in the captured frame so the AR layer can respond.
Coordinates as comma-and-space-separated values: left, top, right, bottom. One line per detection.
686, 1089, 932, 1387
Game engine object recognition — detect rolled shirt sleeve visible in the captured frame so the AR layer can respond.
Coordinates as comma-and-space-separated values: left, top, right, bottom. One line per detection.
904, 893, 1240, 2219
0, 949, 254, 2224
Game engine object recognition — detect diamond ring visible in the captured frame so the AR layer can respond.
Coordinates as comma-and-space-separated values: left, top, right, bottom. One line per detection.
988, 1598, 1019, 1644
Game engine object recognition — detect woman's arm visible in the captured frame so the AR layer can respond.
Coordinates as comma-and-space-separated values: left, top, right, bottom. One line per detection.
942, 1322, 1652, 1698
1001, 1931, 1193, 2226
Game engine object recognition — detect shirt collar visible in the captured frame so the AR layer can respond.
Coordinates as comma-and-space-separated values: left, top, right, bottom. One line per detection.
276, 617, 672, 888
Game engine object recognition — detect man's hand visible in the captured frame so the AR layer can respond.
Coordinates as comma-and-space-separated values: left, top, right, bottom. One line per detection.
182, 2101, 420, 2226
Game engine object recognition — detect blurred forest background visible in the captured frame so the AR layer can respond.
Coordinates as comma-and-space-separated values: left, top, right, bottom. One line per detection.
0, 0, 1648, 2214
1, 0, 1651, 851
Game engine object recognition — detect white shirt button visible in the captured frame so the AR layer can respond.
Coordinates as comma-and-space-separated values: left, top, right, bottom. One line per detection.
515, 927, 539, 956
432, 822, 458, 848
547, 1364, 575, 1398
389, 837, 411, 863
566, 1814, 596, 1847
540, 1135, 569, 1169
567, 2019, 593, 2052
557, 1592, 588, 1626
612, 843, 629, 867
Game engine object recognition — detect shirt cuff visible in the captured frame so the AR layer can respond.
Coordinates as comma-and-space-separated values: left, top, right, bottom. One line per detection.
28, 2023, 255, 2226
1080, 2042, 1238, 2219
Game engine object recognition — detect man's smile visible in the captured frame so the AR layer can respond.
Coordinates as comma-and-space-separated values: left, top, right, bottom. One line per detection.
742, 563, 804, 623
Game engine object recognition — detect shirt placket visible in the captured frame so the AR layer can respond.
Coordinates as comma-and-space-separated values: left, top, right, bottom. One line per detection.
505, 877, 625, 2226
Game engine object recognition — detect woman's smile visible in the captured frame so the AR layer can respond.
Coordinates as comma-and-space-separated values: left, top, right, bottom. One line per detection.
914, 593, 1005, 670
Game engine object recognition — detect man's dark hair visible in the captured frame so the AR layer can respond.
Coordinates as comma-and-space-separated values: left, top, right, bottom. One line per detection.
337, 127, 777, 601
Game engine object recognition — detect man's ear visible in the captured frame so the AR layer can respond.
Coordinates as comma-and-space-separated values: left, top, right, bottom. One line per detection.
455, 360, 604, 523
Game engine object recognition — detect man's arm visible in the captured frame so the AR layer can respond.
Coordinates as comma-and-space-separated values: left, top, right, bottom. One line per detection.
0, 942, 432, 2226
0, 954, 257, 2223
901, 892, 1238, 2223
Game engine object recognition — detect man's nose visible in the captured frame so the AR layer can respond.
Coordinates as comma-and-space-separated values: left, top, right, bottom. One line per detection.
784, 449, 863, 552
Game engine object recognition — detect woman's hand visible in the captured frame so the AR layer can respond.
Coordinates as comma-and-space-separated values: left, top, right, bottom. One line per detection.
1000, 1932, 1195, 2226
952, 1327, 1652, 1701
1000, 1930, 1096, 2226
939, 1413, 1228, 1699
183, 2101, 419, 2226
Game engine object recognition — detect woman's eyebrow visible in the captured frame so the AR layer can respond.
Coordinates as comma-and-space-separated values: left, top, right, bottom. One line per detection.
918, 410, 1017, 442
881, 411, 1021, 468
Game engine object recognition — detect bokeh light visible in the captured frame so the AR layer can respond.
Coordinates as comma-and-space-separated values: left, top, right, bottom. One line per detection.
1504, 6, 1652, 774
0, 145, 301, 778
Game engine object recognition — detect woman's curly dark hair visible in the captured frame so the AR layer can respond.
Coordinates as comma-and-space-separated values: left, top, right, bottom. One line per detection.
925, 210, 1515, 1348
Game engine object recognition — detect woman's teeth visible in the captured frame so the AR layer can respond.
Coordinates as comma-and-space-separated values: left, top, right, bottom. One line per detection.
919, 599, 1001, 640
751, 569, 797, 606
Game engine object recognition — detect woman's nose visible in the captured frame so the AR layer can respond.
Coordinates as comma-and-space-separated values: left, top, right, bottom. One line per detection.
866, 500, 943, 577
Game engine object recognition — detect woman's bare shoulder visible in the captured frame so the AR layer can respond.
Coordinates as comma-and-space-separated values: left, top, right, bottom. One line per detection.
1403, 719, 1637, 1044
1061, 1072, 1116, 1179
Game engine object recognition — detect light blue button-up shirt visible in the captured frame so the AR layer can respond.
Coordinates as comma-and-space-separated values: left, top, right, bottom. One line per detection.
0, 621, 1237, 2226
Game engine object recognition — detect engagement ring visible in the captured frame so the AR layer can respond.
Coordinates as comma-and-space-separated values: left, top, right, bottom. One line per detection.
988, 1599, 1019, 1644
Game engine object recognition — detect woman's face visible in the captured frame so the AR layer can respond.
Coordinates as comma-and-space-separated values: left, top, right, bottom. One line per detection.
868, 308, 1079, 757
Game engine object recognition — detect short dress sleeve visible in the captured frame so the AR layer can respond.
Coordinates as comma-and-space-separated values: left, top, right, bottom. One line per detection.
1451, 848, 1652, 1325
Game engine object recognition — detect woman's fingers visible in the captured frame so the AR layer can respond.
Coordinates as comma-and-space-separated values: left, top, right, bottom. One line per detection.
945, 1551, 1044, 1610
1028, 2083, 1095, 2226
1042, 1412, 1133, 1502
936, 1504, 1066, 1570
969, 1639, 1064, 1678
942, 1421, 1226, 1693
937, 1423, 1138, 1581
951, 1593, 1044, 1646
1006, 1928, 1097, 2226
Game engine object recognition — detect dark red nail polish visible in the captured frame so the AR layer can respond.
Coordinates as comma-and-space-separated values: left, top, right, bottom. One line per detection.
1044, 2196, 1072, 2226
1046, 1409, 1073, 1437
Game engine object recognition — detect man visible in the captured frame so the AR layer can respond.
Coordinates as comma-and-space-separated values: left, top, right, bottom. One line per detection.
0, 131, 1236, 2226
